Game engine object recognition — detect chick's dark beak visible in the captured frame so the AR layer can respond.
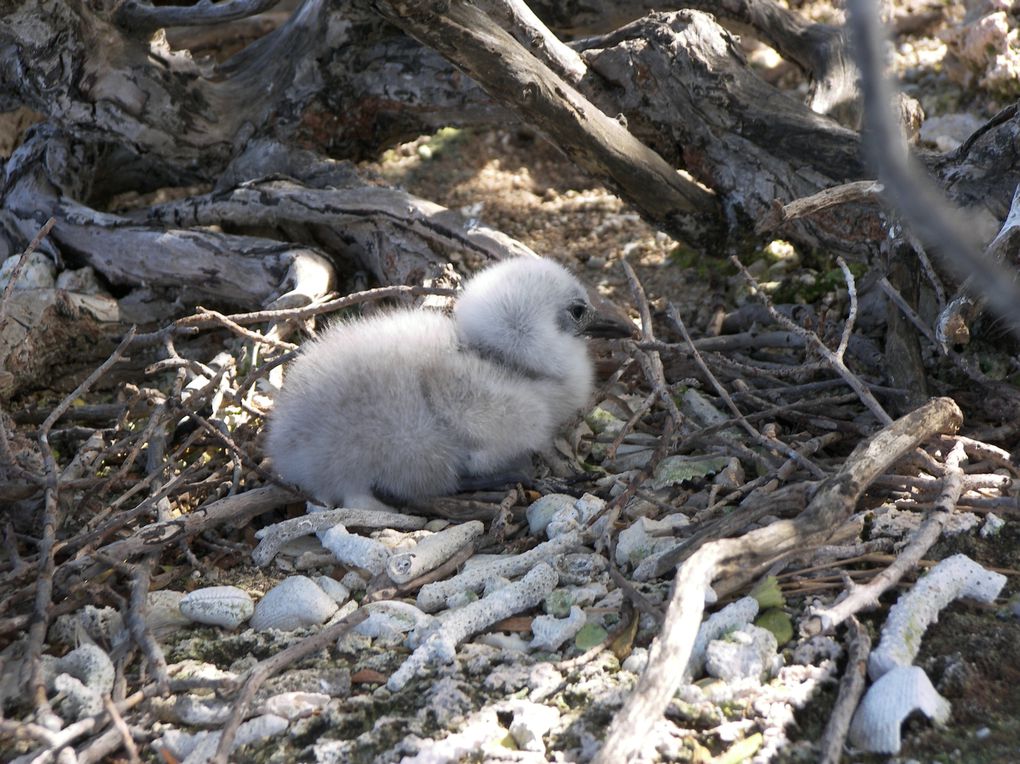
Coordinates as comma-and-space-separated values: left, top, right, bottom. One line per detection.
583, 291, 635, 339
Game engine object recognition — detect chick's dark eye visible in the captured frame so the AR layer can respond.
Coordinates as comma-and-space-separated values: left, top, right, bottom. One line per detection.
568, 303, 587, 321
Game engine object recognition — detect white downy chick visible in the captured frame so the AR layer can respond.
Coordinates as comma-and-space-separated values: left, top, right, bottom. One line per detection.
266, 257, 631, 510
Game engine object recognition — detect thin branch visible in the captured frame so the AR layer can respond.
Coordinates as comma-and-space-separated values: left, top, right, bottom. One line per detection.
594, 397, 962, 762
666, 303, 826, 479
802, 439, 968, 636
478, 0, 586, 83
818, 614, 871, 764
114, 0, 281, 32
0, 217, 56, 330
846, 0, 1020, 336
732, 257, 892, 425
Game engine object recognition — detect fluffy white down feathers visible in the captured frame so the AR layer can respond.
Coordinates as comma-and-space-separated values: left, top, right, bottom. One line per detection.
266, 257, 626, 509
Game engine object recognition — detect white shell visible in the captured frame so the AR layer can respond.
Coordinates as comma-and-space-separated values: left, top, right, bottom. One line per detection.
313, 575, 351, 604
849, 665, 950, 754
147, 590, 191, 637
250, 576, 338, 631
526, 494, 576, 536
179, 586, 254, 630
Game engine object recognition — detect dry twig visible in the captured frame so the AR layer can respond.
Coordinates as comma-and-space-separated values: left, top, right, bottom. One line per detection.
594, 396, 962, 763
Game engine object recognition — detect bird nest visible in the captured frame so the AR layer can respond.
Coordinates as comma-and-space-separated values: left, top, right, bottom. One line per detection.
1, 249, 1018, 764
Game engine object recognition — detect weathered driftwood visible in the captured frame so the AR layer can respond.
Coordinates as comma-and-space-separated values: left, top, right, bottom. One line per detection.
376, 0, 723, 247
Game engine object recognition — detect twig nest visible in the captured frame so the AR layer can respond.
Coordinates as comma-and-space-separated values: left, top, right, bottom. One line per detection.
849, 665, 950, 754
251, 576, 338, 631
179, 586, 254, 630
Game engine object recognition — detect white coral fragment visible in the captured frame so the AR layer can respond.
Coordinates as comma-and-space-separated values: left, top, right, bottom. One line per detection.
386, 520, 483, 584
869, 554, 1006, 680
416, 531, 578, 613
264, 691, 330, 720
158, 712, 289, 764
320, 523, 390, 575
704, 624, 779, 683
848, 666, 950, 754
529, 605, 586, 651
56, 643, 115, 698
615, 515, 688, 568
355, 600, 433, 642
526, 494, 576, 536
686, 595, 759, 680
508, 699, 560, 753
390, 563, 558, 691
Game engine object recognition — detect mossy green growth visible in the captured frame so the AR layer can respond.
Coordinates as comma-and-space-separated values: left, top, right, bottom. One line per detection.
574, 623, 608, 651
750, 575, 785, 610
584, 406, 623, 435
419, 126, 465, 159
544, 589, 574, 618
755, 608, 794, 646
669, 244, 737, 279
